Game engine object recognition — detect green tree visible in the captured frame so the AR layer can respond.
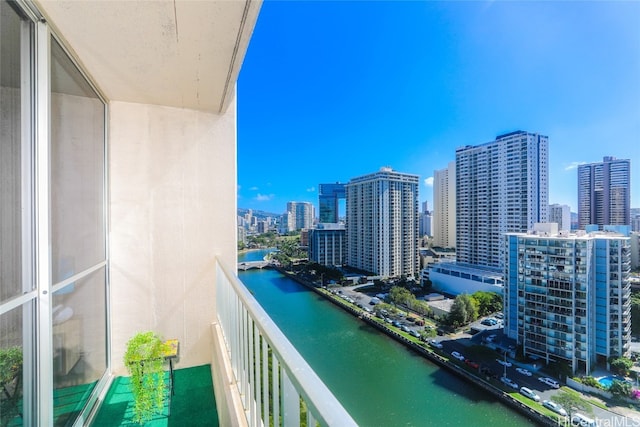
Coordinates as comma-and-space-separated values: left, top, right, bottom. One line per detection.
551, 390, 593, 419
389, 286, 413, 306
471, 291, 503, 317
462, 294, 478, 322
413, 300, 432, 317
420, 327, 436, 341
609, 380, 633, 399
448, 296, 469, 327
609, 357, 633, 376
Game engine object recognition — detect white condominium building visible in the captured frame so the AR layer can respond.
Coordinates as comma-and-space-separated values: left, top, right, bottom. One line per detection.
505, 224, 631, 375
578, 156, 631, 230
549, 203, 571, 231
433, 161, 456, 248
456, 131, 549, 269
286, 201, 315, 231
346, 167, 419, 278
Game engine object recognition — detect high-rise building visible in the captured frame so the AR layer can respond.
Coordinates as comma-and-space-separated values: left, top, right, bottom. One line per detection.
456, 131, 549, 269
549, 203, 571, 231
433, 161, 456, 248
286, 201, 314, 231
504, 224, 631, 374
420, 211, 432, 237
308, 223, 347, 267
319, 183, 346, 224
578, 156, 631, 230
346, 167, 419, 278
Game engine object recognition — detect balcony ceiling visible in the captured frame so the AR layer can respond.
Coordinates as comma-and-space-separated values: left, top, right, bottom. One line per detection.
35, 0, 261, 113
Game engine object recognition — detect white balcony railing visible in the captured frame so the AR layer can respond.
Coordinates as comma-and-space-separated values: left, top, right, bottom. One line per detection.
216, 260, 357, 427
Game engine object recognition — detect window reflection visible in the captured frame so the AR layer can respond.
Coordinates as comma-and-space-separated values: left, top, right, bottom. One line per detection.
50, 38, 106, 284
0, 306, 25, 427
52, 268, 107, 426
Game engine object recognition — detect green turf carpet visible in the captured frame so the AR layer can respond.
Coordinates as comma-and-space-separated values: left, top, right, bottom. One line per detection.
91, 364, 219, 426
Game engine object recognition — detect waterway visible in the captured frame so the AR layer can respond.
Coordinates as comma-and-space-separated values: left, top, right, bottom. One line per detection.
238, 249, 534, 426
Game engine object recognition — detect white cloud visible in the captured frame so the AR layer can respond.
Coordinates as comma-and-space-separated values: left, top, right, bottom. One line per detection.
564, 161, 586, 171
306, 186, 316, 192
250, 186, 259, 191
424, 177, 434, 187
255, 193, 274, 201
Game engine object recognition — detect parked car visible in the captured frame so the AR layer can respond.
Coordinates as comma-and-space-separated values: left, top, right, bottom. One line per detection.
496, 358, 512, 367
481, 318, 497, 326
451, 351, 465, 361
515, 367, 532, 376
494, 312, 504, 319
500, 376, 518, 389
538, 377, 560, 389
571, 413, 596, 427
519, 386, 540, 402
542, 400, 567, 417
400, 325, 411, 333
465, 359, 479, 369
429, 340, 443, 349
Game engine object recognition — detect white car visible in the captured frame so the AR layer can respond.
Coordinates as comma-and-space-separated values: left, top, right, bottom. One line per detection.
496, 358, 512, 367
542, 400, 567, 417
515, 367, 532, 376
451, 351, 465, 361
500, 376, 518, 389
429, 340, 443, 349
571, 413, 596, 427
519, 386, 540, 402
538, 377, 560, 389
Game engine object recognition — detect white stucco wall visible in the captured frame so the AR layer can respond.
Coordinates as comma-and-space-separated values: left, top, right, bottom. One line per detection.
429, 271, 504, 296
109, 98, 237, 374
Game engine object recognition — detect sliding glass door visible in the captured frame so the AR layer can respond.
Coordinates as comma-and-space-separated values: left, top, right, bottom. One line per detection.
1, 1, 109, 425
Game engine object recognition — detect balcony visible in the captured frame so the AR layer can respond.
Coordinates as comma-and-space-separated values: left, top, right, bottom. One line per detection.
90, 259, 355, 426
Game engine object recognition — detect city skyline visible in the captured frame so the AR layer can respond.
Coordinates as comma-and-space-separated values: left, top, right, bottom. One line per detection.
238, 1, 640, 215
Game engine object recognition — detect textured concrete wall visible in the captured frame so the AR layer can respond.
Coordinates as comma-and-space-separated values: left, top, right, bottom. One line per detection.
109, 97, 237, 374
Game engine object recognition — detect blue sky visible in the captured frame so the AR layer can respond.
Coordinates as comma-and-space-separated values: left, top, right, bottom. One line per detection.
238, 1, 640, 215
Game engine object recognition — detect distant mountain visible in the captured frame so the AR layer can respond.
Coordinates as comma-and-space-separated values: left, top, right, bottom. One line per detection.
238, 208, 281, 219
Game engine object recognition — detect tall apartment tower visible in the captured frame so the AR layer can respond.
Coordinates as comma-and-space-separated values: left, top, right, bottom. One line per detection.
505, 224, 631, 374
578, 156, 631, 230
549, 203, 571, 231
456, 131, 549, 269
433, 161, 456, 248
346, 167, 419, 278
286, 201, 314, 231
318, 183, 346, 223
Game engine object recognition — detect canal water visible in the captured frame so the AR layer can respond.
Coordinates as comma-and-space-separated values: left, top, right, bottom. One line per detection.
238, 250, 533, 426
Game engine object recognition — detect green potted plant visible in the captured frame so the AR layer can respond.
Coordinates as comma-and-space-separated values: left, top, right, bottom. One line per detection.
124, 332, 170, 423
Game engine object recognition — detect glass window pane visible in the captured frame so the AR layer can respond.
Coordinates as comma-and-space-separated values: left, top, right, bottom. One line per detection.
1, 304, 27, 427
50, 38, 105, 284
0, 0, 32, 303
52, 267, 107, 426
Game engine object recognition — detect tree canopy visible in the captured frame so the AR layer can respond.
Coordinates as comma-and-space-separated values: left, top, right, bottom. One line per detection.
470, 291, 502, 317
447, 294, 477, 327
551, 391, 593, 418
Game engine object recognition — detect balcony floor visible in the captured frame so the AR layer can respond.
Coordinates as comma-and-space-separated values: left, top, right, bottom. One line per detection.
92, 364, 218, 426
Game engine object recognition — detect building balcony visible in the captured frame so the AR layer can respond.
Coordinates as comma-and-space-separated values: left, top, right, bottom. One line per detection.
90, 259, 356, 426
